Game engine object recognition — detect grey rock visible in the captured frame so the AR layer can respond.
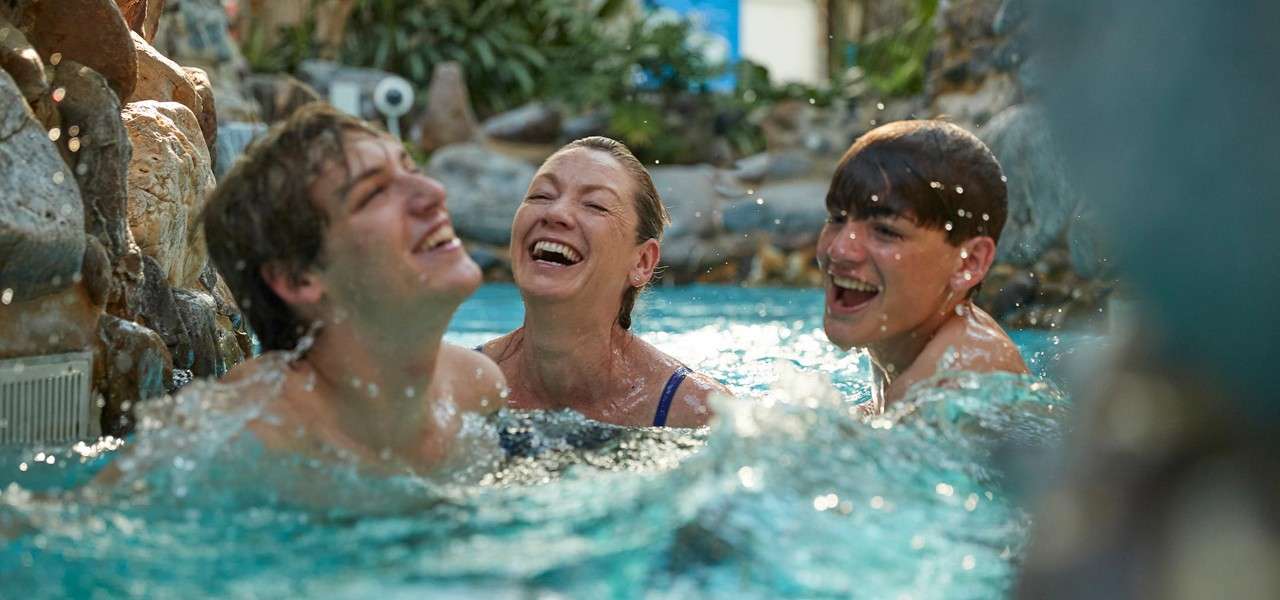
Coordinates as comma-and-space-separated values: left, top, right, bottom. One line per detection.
427, 143, 535, 246
980, 104, 1080, 265
137, 254, 192, 370
53, 60, 133, 261
172, 287, 220, 378
95, 314, 171, 436
730, 149, 815, 184
213, 121, 268, 179
649, 165, 725, 239
0, 19, 47, 102
561, 111, 610, 141
0, 69, 84, 302
482, 103, 561, 144
722, 180, 829, 248
415, 61, 479, 153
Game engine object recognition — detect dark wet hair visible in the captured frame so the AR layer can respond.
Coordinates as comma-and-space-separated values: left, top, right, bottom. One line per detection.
825, 120, 1008, 246
554, 136, 670, 330
202, 103, 382, 352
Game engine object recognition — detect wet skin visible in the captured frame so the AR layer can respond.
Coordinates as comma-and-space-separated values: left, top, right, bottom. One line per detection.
818, 211, 1027, 412
481, 148, 728, 428
228, 133, 507, 474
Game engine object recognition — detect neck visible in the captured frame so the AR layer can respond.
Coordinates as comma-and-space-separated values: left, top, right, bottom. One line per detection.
301, 310, 451, 453
514, 298, 629, 407
867, 296, 968, 387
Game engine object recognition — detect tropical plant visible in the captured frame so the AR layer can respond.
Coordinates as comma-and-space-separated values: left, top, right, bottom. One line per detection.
855, 0, 939, 97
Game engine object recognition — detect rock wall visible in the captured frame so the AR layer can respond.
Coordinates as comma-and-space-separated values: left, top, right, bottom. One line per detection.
0, 0, 250, 436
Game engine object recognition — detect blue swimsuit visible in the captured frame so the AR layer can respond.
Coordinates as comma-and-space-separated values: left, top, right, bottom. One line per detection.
475, 345, 690, 427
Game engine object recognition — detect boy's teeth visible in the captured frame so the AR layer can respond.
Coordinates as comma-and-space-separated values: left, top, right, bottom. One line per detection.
533, 240, 581, 262
832, 276, 880, 292
423, 225, 456, 250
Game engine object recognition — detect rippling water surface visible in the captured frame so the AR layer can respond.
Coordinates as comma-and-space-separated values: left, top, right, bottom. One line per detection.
1, 284, 1095, 598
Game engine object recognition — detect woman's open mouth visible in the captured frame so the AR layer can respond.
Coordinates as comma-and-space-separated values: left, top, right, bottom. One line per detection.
829, 275, 881, 313
529, 240, 583, 267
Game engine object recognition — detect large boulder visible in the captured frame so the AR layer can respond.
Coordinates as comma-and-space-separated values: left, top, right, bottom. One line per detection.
415, 61, 479, 153
126, 31, 201, 130
52, 60, 133, 261
649, 165, 726, 239
980, 104, 1080, 266
0, 283, 101, 359
122, 100, 216, 288
0, 69, 84, 302
482, 103, 562, 144
171, 287, 220, 378
136, 254, 192, 370
181, 66, 216, 159
0, 18, 47, 102
427, 143, 535, 246
93, 314, 171, 436
26, 0, 137, 101
720, 180, 829, 249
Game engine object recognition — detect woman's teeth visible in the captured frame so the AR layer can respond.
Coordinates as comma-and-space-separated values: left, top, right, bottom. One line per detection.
531, 240, 582, 264
831, 275, 880, 293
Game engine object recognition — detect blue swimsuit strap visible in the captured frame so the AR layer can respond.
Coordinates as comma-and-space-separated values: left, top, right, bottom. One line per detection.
652, 366, 691, 427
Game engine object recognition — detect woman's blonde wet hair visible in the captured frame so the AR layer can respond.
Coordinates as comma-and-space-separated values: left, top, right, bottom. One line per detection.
554, 136, 670, 330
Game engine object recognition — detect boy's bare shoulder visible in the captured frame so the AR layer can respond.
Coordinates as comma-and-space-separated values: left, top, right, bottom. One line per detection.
440, 343, 508, 415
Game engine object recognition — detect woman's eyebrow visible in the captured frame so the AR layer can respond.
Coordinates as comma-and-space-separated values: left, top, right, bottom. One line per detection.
336, 166, 384, 203
579, 184, 621, 202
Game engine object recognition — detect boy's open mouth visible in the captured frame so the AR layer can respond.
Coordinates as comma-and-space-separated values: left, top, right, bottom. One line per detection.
529, 240, 583, 266
415, 224, 461, 254
830, 275, 881, 311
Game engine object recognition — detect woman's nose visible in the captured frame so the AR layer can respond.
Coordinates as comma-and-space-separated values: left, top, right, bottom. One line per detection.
540, 197, 574, 229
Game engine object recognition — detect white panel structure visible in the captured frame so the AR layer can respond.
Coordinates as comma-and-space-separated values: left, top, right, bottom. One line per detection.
0, 352, 93, 445
740, 0, 823, 85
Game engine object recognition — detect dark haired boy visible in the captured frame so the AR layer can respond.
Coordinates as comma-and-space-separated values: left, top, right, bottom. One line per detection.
818, 120, 1028, 412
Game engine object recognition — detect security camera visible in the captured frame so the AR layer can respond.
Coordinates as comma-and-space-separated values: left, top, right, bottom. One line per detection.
373, 76, 414, 138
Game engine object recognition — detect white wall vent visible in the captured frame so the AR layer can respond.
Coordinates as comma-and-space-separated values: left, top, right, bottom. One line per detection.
0, 352, 93, 445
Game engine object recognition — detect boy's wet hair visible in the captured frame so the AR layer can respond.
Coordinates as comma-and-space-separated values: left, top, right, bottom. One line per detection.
825, 120, 1008, 245
202, 103, 382, 352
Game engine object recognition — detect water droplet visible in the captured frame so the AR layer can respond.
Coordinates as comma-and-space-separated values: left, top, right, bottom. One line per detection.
870, 496, 886, 509
404, 386, 416, 398
68, 125, 80, 137
876, 102, 885, 110
1000, 175, 1008, 183
848, 233, 856, 240
963, 272, 972, 281
48, 128, 61, 142
773, 218, 781, 225
944, 222, 953, 231
870, 194, 879, 202
52, 171, 64, 184
51, 87, 66, 102
1, 288, 12, 304
935, 482, 955, 496
982, 213, 990, 221
962, 555, 976, 570
893, 253, 901, 260
869, 119, 878, 126
654, 159, 660, 165
45, 455, 55, 465
964, 493, 979, 511
50, 52, 62, 66
755, 198, 763, 205
18, 462, 28, 472
955, 185, 964, 194
808, 97, 815, 105
930, 181, 943, 189
910, 535, 925, 549
68, 137, 81, 152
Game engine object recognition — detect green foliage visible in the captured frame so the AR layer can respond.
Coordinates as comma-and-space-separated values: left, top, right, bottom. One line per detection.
856, 0, 939, 97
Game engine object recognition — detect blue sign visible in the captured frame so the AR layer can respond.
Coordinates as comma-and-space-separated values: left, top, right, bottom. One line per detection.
647, 0, 740, 88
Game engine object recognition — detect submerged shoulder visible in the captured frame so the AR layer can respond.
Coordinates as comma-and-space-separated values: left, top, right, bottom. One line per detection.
916, 305, 1029, 378
441, 343, 508, 414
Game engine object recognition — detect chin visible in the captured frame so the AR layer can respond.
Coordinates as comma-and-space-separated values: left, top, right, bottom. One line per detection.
823, 317, 875, 351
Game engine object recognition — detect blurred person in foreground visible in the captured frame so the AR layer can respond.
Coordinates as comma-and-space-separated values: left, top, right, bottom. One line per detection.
817, 120, 1028, 413
477, 137, 730, 427
198, 103, 506, 474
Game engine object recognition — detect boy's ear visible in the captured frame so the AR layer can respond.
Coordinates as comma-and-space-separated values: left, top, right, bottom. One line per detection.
630, 238, 661, 286
951, 236, 997, 294
261, 262, 325, 307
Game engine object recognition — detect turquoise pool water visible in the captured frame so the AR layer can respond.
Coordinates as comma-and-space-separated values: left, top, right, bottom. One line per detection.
1, 284, 1089, 598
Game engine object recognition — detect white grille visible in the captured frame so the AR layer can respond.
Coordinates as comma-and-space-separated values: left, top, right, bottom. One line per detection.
0, 352, 93, 445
